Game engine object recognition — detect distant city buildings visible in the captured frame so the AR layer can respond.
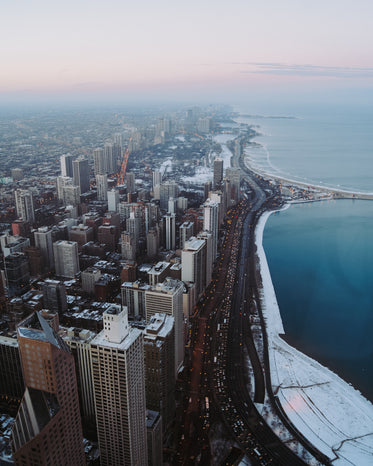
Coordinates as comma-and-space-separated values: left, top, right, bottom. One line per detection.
60, 153, 74, 178
73, 157, 90, 194
15, 189, 35, 224
213, 157, 224, 190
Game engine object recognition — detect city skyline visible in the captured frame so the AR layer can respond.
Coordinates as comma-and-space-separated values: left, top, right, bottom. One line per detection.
1, 0, 373, 104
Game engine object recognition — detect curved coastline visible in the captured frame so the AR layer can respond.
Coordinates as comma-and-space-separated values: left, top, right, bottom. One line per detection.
255, 206, 373, 464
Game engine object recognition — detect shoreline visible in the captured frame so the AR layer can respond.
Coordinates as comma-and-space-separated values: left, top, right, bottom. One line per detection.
243, 153, 373, 199
232, 114, 373, 198
254, 207, 373, 464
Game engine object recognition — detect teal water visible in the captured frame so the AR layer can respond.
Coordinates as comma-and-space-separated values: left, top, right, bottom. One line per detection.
238, 102, 373, 401
239, 103, 373, 193
263, 200, 373, 401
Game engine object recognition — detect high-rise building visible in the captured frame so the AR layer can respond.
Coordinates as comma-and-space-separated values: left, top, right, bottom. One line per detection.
159, 181, 179, 210
197, 231, 213, 288
146, 410, 163, 466
203, 199, 219, 260
3, 253, 30, 297
147, 261, 171, 287
164, 213, 176, 250
0, 336, 24, 403
41, 279, 67, 315
2, 235, 30, 257
181, 237, 206, 300
146, 228, 158, 258
93, 148, 105, 175
34, 226, 54, 271
121, 231, 136, 261
11, 312, 85, 465
144, 313, 175, 432
53, 240, 80, 278
213, 157, 224, 190
81, 267, 101, 294
90, 305, 147, 466
62, 327, 96, 428
57, 176, 72, 201
69, 224, 94, 250
107, 189, 119, 212
152, 171, 162, 190
145, 279, 184, 374
225, 167, 241, 205
104, 142, 116, 174
121, 280, 149, 320
60, 153, 74, 178
204, 180, 212, 201
15, 189, 35, 224
126, 172, 135, 193
57, 178, 80, 207
96, 174, 108, 201
177, 196, 188, 213
126, 212, 141, 250
73, 157, 90, 195
24, 246, 43, 277
113, 132, 123, 148
179, 221, 194, 250
197, 116, 213, 133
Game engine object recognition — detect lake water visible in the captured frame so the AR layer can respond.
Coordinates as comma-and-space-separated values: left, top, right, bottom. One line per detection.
238, 103, 373, 401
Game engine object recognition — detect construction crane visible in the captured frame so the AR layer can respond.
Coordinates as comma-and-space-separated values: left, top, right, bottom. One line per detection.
118, 138, 131, 185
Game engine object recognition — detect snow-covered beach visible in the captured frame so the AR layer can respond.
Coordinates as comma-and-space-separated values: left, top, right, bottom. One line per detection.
255, 210, 373, 465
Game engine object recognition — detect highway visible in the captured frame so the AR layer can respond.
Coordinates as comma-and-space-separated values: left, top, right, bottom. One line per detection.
176, 167, 330, 465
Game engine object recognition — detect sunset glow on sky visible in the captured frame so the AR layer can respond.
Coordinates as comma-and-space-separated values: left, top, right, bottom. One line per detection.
1, 0, 373, 102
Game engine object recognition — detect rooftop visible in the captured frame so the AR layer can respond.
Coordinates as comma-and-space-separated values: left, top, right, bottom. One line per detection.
91, 325, 141, 351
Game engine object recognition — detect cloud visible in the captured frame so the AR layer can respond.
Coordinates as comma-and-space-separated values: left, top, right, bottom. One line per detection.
234, 62, 373, 79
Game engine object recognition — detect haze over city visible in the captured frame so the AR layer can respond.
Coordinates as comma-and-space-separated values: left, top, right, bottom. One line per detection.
1, 0, 373, 105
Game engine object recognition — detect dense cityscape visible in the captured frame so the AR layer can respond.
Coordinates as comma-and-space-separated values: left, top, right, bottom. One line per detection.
0, 104, 371, 466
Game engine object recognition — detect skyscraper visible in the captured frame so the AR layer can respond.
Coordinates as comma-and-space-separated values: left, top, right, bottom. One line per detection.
62, 327, 96, 428
203, 199, 219, 259
145, 279, 184, 374
181, 237, 206, 300
179, 221, 194, 250
11, 312, 85, 465
125, 171, 135, 193
60, 153, 74, 178
144, 313, 175, 431
34, 226, 54, 271
93, 148, 105, 175
73, 157, 90, 195
164, 212, 176, 250
104, 142, 116, 174
41, 279, 67, 315
3, 252, 30, 297
159, 181, 179, 210
53, 240, 80, 278
90, 304, 147, 466
152, 170, 162, 190
107, 189, 119, 212
15, 189, 35, 224
213, 157, 224, 190
225, 167, 241, 205
0, 336, 24, 403
96, 173, 108, 201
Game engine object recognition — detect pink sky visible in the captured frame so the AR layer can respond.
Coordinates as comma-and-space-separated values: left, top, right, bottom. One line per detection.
1, 0, 373, 99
